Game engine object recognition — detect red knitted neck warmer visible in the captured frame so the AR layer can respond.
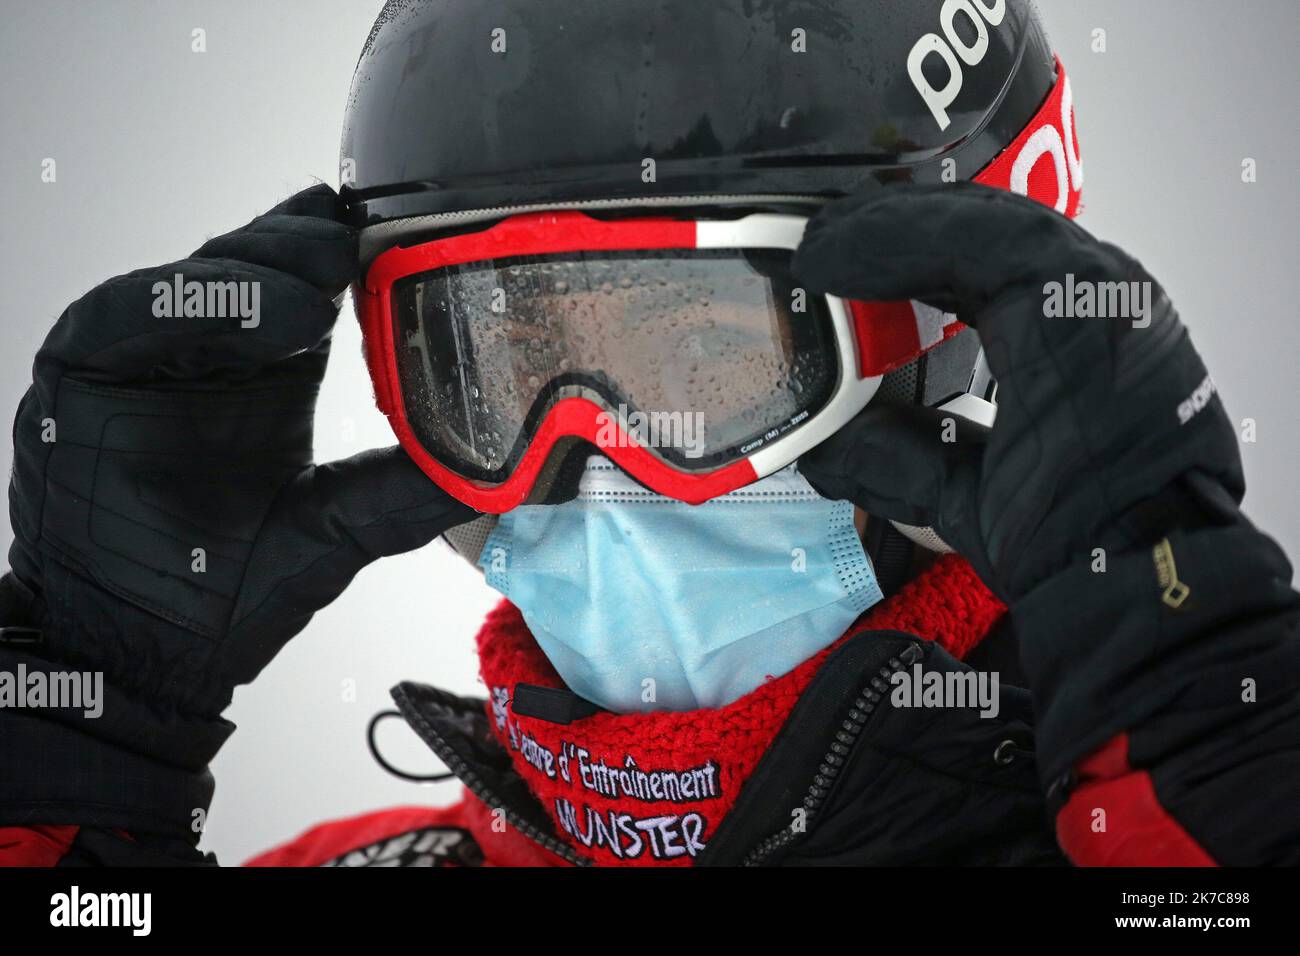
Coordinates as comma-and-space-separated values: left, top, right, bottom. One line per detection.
476, 554, 1005, 866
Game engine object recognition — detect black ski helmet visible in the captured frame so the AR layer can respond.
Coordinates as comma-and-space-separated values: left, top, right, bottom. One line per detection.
341, 0, 1057, 227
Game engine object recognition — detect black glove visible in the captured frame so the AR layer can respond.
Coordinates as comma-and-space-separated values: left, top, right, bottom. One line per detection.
793, 183, 1243, 606
792, 183, 1300, 864
791, 184, 1300, 802
1, 185, 473, 835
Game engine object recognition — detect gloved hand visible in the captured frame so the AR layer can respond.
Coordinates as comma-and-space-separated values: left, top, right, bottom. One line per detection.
793, 183, 1242, 607
2, 185, 473, 781
792, 184, 1300, 862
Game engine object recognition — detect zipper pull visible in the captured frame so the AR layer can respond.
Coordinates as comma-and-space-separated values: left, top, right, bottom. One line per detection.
993, 739, 1035, 766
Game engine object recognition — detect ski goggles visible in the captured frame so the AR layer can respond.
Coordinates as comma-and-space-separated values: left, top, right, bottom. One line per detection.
359, 211, 919, 512
359, 64, 1082, 513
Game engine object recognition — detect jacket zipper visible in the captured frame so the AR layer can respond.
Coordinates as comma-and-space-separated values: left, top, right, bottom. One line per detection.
395, 689, 592, 867
740, 640, 925, 866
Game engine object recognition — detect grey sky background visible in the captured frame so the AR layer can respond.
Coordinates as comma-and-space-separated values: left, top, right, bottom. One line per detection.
0, 0, 1296, 863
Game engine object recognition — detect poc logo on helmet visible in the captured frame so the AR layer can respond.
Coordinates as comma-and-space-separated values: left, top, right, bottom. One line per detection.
908, 0, 1008, 131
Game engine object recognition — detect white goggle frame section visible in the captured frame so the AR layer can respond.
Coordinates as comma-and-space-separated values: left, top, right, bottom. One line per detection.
693, 214, 880, 481
701, 217, 998, 483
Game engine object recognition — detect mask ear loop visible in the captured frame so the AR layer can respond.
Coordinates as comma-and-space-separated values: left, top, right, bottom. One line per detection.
864, 520, 915, 598
366, 710, 455, 783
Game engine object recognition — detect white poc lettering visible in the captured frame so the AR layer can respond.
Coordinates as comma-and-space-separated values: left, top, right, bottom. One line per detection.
908, 0, 1008, 131
908, 35, 962, 132
1061, 76, 1084, 188
970, 0, 1007, 26
1009, 77, 1083, 212
1011, 126, 1069, 213
944, 0, 991, 65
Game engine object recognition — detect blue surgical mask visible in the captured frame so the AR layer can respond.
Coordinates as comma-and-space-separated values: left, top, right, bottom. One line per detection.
478, 456, 882, 713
